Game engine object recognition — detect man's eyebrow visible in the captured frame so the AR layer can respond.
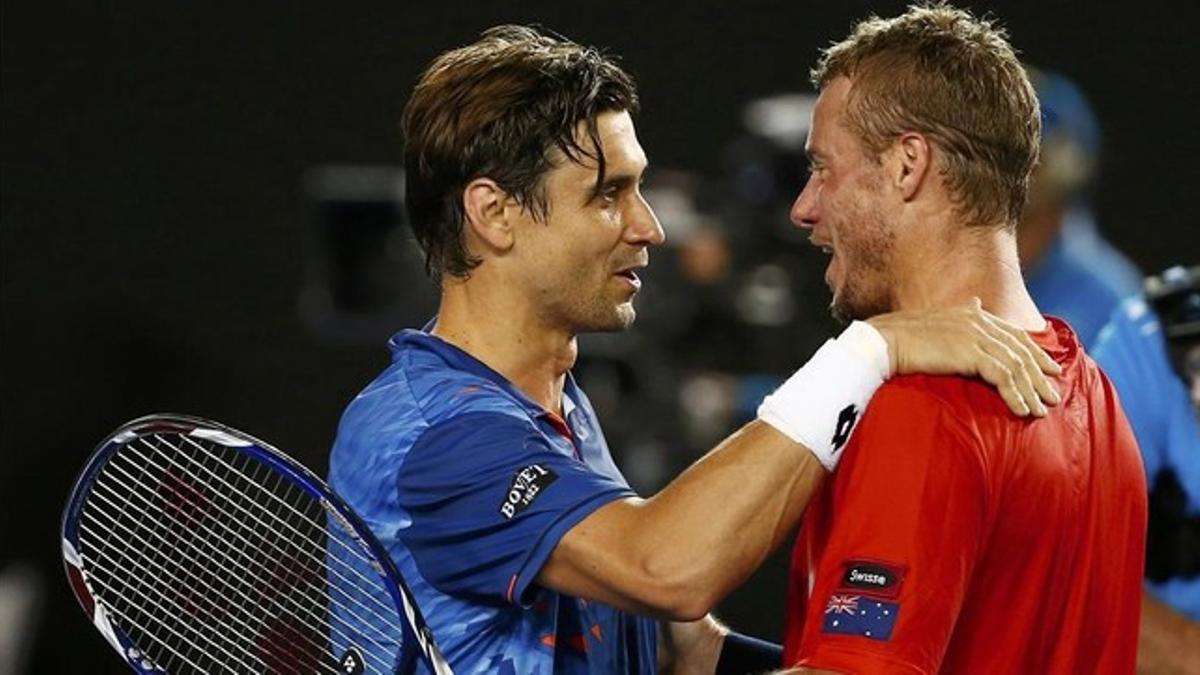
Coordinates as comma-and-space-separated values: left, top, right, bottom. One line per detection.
587, 166, 647, 201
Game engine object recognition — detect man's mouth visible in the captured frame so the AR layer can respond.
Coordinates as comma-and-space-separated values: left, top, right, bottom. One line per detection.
614, 264, 644, 290
810, 234, 834, 257
813, 241, 837, 287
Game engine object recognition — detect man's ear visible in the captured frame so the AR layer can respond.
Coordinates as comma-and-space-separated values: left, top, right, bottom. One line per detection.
894, 131, 932, 202
462, 177, 515, 253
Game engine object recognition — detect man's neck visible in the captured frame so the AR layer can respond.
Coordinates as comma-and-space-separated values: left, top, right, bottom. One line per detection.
431, 277, 575, 414
893, 225, 1046, 332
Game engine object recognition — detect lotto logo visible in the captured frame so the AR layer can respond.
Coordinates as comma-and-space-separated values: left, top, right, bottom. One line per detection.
831, 404, 858, 452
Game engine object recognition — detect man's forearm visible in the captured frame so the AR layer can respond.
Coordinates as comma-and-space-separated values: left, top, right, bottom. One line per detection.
631, 421, 827, 612
543, 327, 880, 619
541, 420, 827, 619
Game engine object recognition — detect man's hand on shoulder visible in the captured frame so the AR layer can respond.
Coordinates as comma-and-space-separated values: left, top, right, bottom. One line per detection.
867, 297, 1062, 417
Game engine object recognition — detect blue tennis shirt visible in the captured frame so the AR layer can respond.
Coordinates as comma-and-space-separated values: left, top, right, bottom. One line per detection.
328, 328, 657, 674
1093, 299, 1200, 620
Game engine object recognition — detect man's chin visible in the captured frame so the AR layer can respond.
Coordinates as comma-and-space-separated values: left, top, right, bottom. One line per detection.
830, 294, 888, 324
609, 305, 637, 331
830, 302, 852, 325
579, 305, 637, 334
830, 290, 855, 325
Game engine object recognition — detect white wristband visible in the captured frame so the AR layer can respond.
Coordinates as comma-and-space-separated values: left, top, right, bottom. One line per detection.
757, 321, 890, 471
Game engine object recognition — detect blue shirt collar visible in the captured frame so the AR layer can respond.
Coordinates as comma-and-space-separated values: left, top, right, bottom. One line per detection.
388, 327, 582, 421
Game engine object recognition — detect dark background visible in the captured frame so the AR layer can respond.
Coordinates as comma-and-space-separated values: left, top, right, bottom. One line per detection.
3, 1, 1198, 671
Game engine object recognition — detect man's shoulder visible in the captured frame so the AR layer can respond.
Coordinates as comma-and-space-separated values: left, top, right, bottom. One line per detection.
830, 376, 992, 509
868, 374, 1004, 424
334, 357, 534, 471
838, 376, 990, 472
848, 375, 1024, 471
360, 351, 528, 425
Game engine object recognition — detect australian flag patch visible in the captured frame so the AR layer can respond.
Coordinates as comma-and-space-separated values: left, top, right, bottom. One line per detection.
821, 594, 899, 641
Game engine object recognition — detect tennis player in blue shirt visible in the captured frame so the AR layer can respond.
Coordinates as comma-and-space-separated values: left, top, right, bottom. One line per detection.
327, 25, 1061, 674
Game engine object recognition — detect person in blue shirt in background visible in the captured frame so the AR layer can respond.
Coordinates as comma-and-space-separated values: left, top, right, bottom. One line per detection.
1093, 265, 1200, 672
1021, 64, 1200, 674
1019, 67, 1142, 348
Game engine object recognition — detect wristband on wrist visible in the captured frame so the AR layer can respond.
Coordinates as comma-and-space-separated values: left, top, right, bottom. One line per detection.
756, 321, 889, 471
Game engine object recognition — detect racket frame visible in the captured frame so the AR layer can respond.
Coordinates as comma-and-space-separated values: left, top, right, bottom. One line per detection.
61, 413, 452, 674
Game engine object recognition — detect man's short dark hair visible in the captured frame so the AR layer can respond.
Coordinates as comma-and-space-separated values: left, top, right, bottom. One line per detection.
402, 25, 639, 280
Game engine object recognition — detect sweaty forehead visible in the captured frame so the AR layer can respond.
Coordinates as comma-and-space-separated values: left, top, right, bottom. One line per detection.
807, 77, 855, 157
594, 110, 646, 173
554, 110, 647, 184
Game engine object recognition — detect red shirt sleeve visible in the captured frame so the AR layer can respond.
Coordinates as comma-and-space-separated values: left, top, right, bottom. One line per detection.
793, 381, 989, 674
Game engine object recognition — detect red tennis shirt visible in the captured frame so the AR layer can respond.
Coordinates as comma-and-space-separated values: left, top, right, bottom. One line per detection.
783, 317, 1147, 673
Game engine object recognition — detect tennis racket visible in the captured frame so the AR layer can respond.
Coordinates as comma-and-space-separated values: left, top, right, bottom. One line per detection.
61, 414, 453, 674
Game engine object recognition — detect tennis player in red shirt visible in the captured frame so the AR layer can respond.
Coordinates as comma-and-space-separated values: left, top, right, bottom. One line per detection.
779, 6, 1147, 673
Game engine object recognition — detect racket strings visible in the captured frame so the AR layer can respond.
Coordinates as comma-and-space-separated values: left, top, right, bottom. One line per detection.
85, 440, 231, 674
166, 433, 403, 619
90, 443, 388, 659
76, 432, 405, 674
82, 474, 321, 672
79, 489, 341, 673
153, 434, 406, 669
142, 434, 407, 638
76, 517, 280, 673
124, 434, 402, 670
82, 441, 355, 675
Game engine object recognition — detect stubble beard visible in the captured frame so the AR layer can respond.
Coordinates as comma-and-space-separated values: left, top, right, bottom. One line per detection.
556, 278, 638, 334
579, 298, 637, 333
829, 208, 896, 324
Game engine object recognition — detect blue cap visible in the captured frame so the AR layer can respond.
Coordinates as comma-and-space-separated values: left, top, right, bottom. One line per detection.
1031, 68, 1101, 159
